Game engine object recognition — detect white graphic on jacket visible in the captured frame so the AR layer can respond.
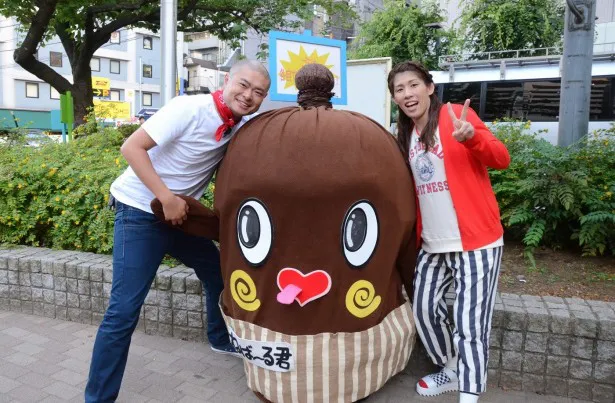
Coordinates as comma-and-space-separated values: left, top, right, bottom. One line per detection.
410, 135, 450, 197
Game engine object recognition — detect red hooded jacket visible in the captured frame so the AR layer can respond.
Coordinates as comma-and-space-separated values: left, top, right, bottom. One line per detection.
415, 104, 511, 251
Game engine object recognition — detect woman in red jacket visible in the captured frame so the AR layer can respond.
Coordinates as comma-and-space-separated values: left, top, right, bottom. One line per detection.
388, 61, 510, 403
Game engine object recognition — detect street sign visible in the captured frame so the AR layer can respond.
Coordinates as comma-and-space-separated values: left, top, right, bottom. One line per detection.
92, 76, 110, 91
60, 91, 74, 124
92, 89, 110, 97
60, 91, 74, 142
268, 30, 347, 104
93, 99, 131, 119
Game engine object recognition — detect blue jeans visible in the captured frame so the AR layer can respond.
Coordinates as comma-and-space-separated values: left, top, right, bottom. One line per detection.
85, 201, 229, 402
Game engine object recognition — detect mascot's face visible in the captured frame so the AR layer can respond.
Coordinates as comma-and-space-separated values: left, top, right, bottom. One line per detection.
214, 107, 415, 335
232, 198, 380, 316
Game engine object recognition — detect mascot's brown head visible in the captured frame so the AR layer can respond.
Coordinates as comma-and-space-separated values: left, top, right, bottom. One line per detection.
213, 63, 416, 334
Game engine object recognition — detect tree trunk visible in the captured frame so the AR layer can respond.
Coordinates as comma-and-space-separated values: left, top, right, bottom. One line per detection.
71, 87, 92, 126
11, 0, 236, 128
72, 68, 94, 125
12, 0, 74, 102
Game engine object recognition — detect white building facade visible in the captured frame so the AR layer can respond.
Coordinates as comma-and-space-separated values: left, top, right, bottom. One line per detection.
0, 17, 173, 130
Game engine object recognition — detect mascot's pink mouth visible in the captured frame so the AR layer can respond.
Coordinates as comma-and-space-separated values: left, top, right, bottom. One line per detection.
276, 268, 332, 307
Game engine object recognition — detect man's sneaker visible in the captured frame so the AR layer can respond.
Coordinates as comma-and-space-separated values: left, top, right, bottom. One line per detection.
211, 343, 242, 358
416, 367, 459, 396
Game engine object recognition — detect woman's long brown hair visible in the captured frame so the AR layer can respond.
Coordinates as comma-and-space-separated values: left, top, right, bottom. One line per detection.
387, 61, 442, 161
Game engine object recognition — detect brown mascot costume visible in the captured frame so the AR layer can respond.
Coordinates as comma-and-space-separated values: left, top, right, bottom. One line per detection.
152, 64, 417, 402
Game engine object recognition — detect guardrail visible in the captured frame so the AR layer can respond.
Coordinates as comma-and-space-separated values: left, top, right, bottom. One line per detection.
438, 42, 615, 68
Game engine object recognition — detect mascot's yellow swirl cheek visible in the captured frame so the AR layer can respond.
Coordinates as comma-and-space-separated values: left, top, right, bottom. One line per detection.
345, 280, 381, 318
230, 270, 261, 312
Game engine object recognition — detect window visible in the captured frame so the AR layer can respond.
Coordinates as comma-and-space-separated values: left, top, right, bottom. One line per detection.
442, 82, 481, 108
440, 75, 615, 123
481, 80, 562, 122
90, 57, 100, 72
143, 92, 153, 106
50, 51, 62, 67
50, 86, 60, 100
523, 80, 561, 122
110, 31, 120, 44
110, 60, 120, 74
143, 37, 153, 50
590, 76, 614, 121
483, 81, 524, 121
110, 89, 120, 101
142, 64, 152, 78
435, 84, 444, 99
26, 82, 39, 98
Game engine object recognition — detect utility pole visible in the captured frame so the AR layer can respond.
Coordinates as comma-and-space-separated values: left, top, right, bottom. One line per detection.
425, 22, 444, 66
557, 0, 596, 147
161, 0, 178, 106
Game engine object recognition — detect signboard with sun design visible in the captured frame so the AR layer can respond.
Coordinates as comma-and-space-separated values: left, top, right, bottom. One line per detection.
268, 30, 347, 105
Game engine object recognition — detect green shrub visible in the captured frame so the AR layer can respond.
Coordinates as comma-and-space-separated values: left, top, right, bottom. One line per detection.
116, 124, 140, 140
1, 121, 612, 259
72, 110, 101, 140
490, 121, 615, 259
72, 110, 138, 141
0, 129, 124, 253
0, 127, 214, 254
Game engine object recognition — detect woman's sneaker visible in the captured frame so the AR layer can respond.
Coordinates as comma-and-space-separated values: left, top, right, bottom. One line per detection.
210, 343, 242, 358
416, 367, 459, 396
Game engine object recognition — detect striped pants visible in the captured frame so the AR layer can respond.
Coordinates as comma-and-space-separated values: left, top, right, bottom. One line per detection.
412, 246, 503, 394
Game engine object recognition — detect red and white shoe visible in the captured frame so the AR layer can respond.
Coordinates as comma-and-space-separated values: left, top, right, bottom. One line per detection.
416, 367, 459, 397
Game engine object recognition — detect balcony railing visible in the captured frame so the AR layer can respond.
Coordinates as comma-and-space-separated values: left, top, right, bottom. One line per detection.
438, 42, 615, 68
438, 46, 562, 67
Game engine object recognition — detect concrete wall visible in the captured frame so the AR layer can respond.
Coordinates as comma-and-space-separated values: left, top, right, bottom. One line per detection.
1, 245, 614, 402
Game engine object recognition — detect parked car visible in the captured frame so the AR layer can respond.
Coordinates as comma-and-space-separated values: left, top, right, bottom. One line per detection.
25, 130, 54, 147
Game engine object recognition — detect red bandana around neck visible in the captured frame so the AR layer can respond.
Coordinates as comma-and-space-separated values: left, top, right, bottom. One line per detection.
212, 90, 240, 142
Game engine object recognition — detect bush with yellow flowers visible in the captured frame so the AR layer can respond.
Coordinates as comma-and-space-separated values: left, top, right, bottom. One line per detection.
1, 121, 612, 259
0, 126, 215, 254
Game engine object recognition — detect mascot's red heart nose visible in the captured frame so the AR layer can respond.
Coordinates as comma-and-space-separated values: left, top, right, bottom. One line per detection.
276, 268, 332, 307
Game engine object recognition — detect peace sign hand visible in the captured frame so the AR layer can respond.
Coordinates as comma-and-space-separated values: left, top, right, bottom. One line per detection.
447, 99, 474, 142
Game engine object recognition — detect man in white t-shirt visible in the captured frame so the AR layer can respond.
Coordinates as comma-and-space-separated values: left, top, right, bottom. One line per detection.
85, 60, 271, 403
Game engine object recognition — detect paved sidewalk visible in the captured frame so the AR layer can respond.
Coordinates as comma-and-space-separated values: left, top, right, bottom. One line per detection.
0, 311, 592, 403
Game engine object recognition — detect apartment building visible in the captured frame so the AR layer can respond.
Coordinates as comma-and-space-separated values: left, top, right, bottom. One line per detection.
0, 17, 166, 130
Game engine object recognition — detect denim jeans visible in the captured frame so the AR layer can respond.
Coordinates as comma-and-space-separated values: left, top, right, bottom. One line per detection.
85, 201, 229, 402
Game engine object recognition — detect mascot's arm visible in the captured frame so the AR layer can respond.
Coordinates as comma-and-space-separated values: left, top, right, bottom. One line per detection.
151, 195, 220, 241
397, 226, 417, 301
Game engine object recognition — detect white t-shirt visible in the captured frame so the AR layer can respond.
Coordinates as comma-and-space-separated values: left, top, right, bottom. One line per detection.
110, 94, 249, 213
409, 128, 503, 253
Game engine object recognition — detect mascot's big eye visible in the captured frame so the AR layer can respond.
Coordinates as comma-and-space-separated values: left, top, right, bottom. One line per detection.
341, 201, 379, 268
237, 199, 273, 266
238, 206, 260, 248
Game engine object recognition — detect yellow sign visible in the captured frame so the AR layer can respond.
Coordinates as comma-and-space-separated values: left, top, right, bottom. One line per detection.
92, 76, 111, 91
92, 89, 110, 97
269, 30, 346, 103
93, 99, 130, 119
279, 45, 335, 90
